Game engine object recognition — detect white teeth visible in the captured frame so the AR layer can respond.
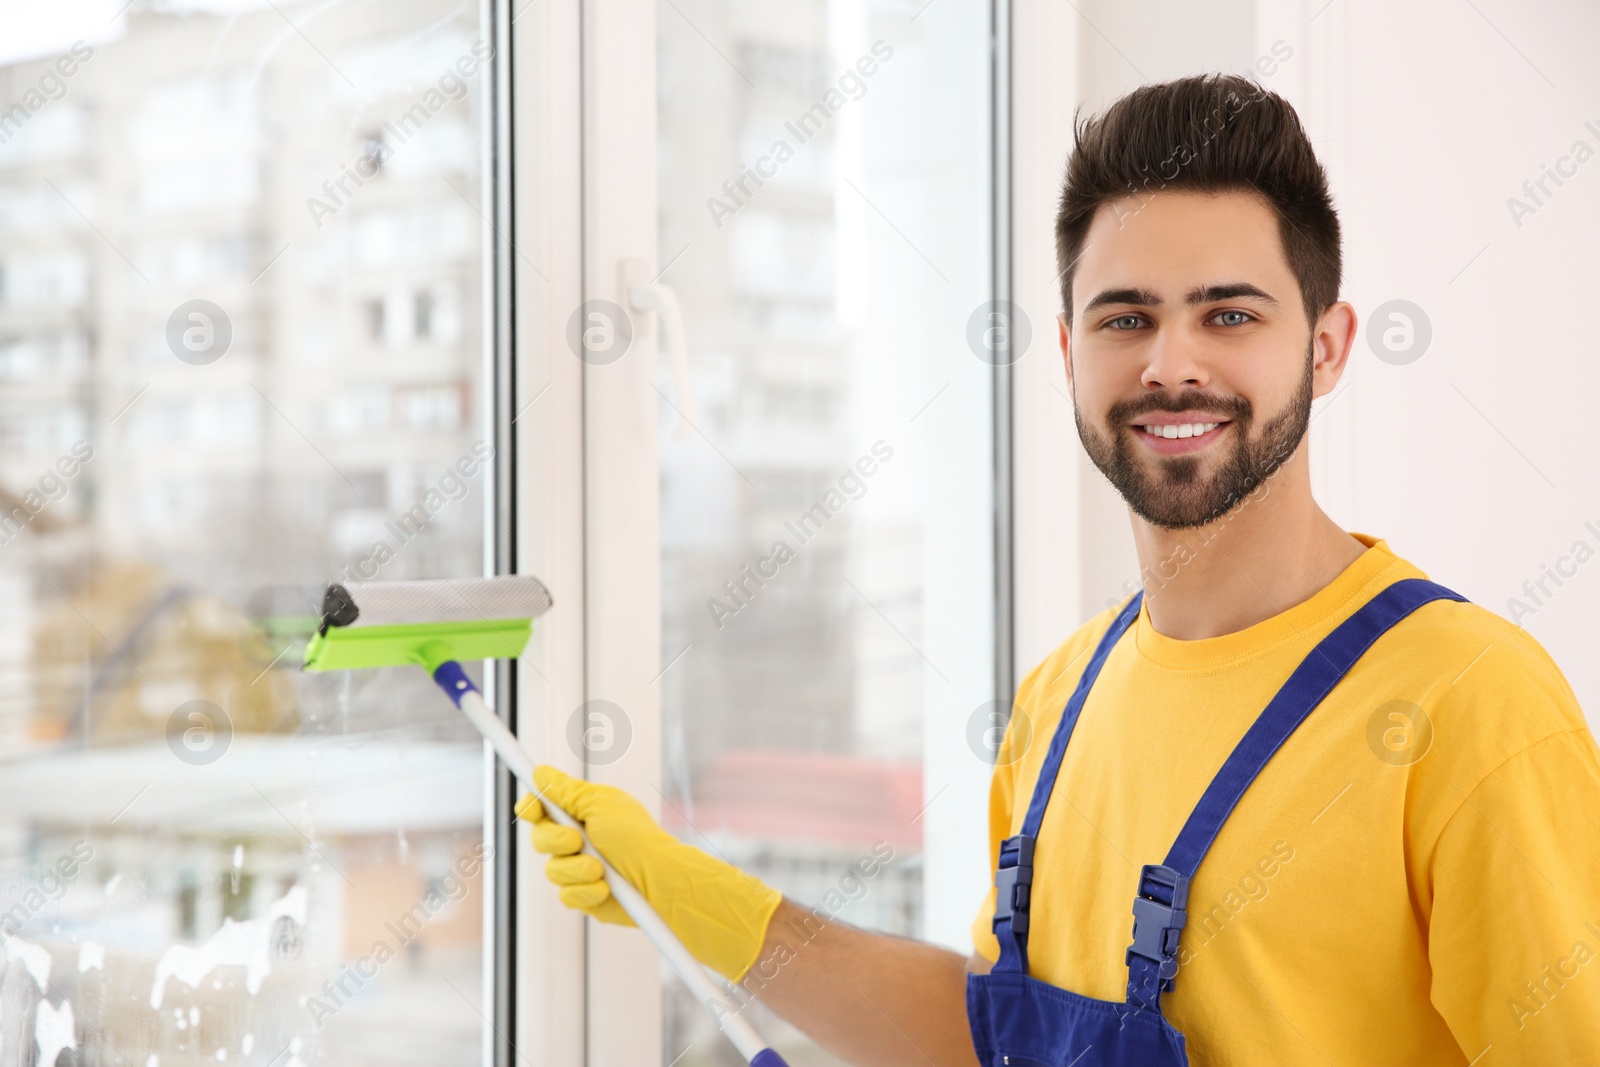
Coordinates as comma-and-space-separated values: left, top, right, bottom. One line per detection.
1142, 422, 1220, 439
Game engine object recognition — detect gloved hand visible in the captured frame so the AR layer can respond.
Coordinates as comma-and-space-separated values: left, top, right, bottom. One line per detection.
514, 764, 783, 982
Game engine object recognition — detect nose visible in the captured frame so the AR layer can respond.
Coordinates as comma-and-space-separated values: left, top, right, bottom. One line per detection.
1140, 327, 1210, 391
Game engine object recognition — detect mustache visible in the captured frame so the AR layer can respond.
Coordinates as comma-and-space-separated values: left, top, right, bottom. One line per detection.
1108, 391, 1253, 424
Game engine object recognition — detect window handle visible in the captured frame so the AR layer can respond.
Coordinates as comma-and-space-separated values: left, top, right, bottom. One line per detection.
623, 258, 696, 440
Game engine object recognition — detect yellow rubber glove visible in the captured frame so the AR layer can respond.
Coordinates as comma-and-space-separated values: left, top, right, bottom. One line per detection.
514, 764, 783, 983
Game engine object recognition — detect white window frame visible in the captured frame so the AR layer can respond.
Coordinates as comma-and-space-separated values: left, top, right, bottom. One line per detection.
503, 0, 664, 1063
505, 1, 1024, 1062
500, 0, 593, 1063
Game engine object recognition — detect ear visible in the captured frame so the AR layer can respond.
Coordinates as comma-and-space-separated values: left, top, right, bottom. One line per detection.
1058, 312, 1074, 396
1310, 300, 1357, 400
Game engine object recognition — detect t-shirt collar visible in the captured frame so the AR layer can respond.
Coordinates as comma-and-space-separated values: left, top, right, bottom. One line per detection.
1131, 532, 1416, 672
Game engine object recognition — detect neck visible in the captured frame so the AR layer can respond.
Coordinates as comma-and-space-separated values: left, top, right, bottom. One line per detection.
1129, 451, 1367, 640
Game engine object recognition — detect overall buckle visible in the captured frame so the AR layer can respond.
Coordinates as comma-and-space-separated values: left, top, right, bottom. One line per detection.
1125, 864, 1189, 989
992, 834, 1035, 935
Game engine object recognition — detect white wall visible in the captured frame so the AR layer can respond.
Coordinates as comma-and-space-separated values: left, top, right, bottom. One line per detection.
1269, 0, 1600, 731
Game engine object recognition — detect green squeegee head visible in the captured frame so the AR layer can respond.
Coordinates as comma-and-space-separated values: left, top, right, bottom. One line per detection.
302, 576, 554, 673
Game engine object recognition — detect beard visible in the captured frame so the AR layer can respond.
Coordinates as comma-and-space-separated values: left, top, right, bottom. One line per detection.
1074, 343, 1314, 530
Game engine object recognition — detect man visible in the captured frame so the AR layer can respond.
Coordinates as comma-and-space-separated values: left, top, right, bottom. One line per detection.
517, 74, 1600, 1065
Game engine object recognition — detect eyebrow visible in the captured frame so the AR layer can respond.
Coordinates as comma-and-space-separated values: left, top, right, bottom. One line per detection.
1190, 282, 1280, 307
1081, 282, 1281, 315
1082, 287, 1160, 314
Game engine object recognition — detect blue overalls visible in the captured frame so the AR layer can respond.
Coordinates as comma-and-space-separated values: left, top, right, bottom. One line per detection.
967, 577, 1465, 1065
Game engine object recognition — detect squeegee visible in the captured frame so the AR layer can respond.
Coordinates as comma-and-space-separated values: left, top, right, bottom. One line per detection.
303, 576, 789, 1067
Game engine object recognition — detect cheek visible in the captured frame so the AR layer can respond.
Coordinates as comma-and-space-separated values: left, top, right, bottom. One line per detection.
1071, 345, 1144, 410
1212, 335, 1302, 405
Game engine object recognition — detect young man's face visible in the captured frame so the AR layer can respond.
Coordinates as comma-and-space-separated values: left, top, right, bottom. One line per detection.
1060, 189, 1347, 530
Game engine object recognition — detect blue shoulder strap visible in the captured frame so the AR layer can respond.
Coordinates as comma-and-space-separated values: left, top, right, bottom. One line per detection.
991, 591, 1144, 975
1123, 577, 1466, 1011
989, 577, 1467, 989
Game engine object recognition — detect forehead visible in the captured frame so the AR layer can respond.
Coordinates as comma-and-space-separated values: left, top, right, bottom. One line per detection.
1073, 189, 1294, 312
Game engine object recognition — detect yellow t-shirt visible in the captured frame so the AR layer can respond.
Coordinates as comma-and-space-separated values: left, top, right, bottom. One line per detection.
971, 533, 1600, 1066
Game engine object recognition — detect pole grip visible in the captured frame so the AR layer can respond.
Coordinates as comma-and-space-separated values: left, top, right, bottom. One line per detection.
435, 665, 782, 1065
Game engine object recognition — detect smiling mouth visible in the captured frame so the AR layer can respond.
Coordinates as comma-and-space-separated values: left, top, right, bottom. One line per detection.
1135, 420, 1228, 440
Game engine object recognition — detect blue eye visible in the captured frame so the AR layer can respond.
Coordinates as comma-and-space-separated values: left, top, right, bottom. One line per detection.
1212, 309, 1252, 326
1107, 315, 1143, 331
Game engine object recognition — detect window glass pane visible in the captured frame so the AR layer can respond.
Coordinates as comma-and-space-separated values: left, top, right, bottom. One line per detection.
0, 4, 495, 1064
656, 2, 995, 1062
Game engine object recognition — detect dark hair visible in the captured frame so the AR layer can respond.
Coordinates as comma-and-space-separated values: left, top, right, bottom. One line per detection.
1055, 73, 1341, 329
